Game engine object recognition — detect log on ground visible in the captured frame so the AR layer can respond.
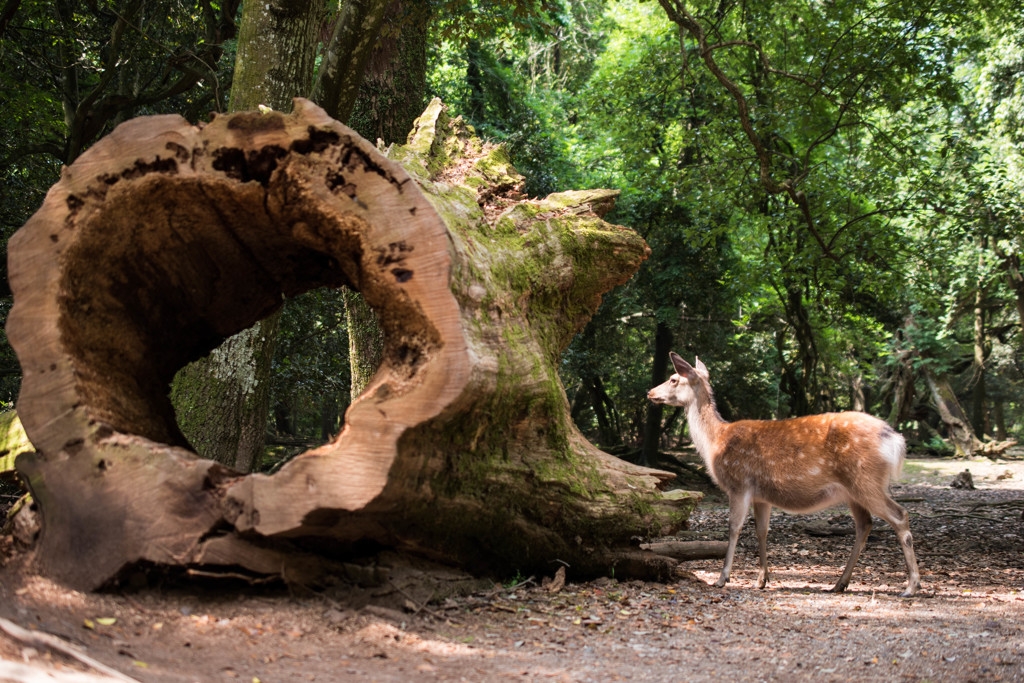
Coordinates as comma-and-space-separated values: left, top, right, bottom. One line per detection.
7, 98, 700, 590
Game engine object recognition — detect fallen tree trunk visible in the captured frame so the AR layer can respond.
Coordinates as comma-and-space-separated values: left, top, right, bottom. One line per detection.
7, 98, 700, 590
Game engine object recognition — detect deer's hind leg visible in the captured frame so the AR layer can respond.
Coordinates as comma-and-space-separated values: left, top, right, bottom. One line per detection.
754, 502, 772, 589
872, 496, 921, 597
831, 502, 872, 593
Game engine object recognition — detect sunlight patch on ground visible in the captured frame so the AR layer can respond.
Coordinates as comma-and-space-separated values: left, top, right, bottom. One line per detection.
902, 456, 1024, 489
355, 621, 486, 657
14, 576, 89, 612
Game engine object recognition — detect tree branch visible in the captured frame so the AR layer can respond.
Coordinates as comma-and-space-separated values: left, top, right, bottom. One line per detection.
660, 0, 840, 260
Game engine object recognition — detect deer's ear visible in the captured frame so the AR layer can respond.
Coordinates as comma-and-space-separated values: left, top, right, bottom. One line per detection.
694, 357, 709, 379
669, 351, 693, 377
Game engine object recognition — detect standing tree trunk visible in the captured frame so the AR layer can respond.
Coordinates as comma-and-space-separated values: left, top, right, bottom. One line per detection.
992, 398, 1007, 441
7, 99, 699, 590
342, 287, 385, 398
640, 322, 673, 467
170, 0, 322, 470
970, 247, 991, 438
332, 0, 431, 400
997, 249, 1024, 338
346, 0, 430, 145
884, 348, 916, 428
923, 369, 983, 457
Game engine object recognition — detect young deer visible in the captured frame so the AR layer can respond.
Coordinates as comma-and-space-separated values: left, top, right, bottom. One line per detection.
648, 352, 920, 597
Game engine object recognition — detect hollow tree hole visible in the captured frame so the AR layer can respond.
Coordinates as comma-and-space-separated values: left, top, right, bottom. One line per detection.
56, 170, 433, 455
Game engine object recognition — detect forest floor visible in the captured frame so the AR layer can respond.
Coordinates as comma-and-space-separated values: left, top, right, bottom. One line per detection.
0, 451, 1022, 683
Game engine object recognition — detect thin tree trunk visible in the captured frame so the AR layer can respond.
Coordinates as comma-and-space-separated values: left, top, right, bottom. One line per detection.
588, 376, 618, 447
320, 394, 339, 442
971, 284, 988, 438
998, 250, 1024, 337
850, 371, 866, 412
993, 398, 1007, 441
970, 239, 990, 437
884, 349, 916, 428
641, 322, 673, 467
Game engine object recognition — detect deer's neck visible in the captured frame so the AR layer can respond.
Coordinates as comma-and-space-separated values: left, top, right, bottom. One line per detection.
686, 398, 726, 468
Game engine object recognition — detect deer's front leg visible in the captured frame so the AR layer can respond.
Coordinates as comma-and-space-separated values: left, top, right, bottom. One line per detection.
715, 490, 752, 588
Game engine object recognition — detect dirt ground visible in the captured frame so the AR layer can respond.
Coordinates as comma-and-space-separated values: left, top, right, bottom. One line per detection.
0, 452, 1022, 683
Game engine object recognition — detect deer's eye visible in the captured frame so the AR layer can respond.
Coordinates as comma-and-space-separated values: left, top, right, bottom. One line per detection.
669, 377, 678, 385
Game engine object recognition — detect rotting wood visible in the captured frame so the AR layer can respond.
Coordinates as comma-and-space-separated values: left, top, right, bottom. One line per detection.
7, 98, 701, 590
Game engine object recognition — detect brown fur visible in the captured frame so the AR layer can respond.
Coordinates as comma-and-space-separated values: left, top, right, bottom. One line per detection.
648, 352, 920, 597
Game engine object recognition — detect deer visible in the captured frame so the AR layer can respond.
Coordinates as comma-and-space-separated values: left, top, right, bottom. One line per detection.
647, 352, 920, 597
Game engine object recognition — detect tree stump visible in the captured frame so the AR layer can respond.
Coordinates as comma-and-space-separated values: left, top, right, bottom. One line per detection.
7, 98, 700, 589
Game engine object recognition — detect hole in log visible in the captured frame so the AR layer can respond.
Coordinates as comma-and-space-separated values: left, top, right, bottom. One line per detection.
54, 163, 438, 452
6, 100, 475, 588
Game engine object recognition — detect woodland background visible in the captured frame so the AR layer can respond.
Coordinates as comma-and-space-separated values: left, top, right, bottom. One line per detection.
1, 0, 1022, 472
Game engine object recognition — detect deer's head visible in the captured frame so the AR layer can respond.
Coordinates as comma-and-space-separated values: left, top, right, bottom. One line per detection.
647, 352, 709, 408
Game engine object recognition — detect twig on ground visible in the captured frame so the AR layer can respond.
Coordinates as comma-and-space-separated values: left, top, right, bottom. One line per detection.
0, 616, 140, 682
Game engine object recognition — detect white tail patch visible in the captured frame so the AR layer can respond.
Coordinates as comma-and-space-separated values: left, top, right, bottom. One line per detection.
879, 426, 906, 480
647, 351, 920, 597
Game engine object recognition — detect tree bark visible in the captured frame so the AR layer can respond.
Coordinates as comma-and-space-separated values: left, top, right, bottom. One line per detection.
346, 0, 430, 145
311, 0, 391, 123
923, 369, 983, 457
341, 0, 431, 398
7, 99, 699, 590
169, 0, 322, 471
343, 288, 384, 398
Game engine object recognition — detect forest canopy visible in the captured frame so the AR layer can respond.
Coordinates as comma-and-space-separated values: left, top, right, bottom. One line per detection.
1, 0, 1022, 467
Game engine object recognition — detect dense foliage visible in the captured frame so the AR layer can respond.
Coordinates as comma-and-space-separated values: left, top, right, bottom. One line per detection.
1, 0, 1021, 463
431, 0, 1024, 455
